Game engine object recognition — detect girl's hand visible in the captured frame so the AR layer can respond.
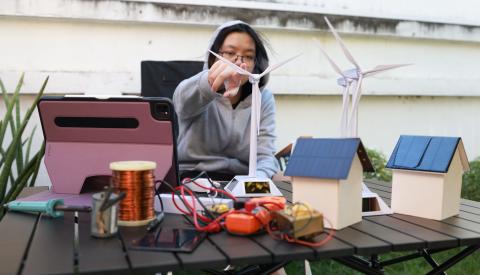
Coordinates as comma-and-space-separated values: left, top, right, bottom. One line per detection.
208, 61, 248, 97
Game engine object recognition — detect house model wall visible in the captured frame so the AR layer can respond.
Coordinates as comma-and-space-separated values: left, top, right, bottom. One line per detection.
291, 155, 363, 229
284, 138, 373, 230
387, 135, 469, 220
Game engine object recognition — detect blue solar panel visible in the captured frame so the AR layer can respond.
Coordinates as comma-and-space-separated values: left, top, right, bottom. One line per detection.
284, 138, 361, 179
386, 135, 460, 173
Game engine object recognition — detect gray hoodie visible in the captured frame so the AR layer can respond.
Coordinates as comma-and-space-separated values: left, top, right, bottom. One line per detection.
173, 21, 279, 178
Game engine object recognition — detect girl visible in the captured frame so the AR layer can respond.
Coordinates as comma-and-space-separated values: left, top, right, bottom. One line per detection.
173, 20, 279, 181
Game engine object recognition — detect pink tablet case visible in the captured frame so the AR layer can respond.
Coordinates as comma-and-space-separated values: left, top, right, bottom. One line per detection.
38, 97, 177, 194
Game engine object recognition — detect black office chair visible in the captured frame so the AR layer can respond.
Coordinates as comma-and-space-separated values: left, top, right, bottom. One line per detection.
140, 60, 204, 140
141, 60, 204, 98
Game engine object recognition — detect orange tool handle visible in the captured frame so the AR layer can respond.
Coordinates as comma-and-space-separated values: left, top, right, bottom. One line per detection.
225, 213, 262, 235
245, 196, 286, 212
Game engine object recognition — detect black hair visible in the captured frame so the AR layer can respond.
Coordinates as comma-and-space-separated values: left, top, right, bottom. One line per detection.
208, 23, 270, 100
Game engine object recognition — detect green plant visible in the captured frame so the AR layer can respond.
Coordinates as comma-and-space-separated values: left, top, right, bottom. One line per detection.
461, 157, 480, 201
0, 74, 48, 220
364, 148, 392, 182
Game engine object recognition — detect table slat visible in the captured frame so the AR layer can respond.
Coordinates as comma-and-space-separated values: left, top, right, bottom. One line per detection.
365, 186, 391, 200
441, 216, 480, 235
207, 232, 272, 266
172, 216, 228, 270
365, 215, 457, 249
364, 179, 391, 188
333, 227, 391, 255
460, 204, 480, 215
22, 213, 75, 275
119, 215, 183, 274
351, 219, 424, 251
248, 234, 317, 262
392, 214, 480, 246
461, 199, 480, 209
77, 212, 130, 274
458, 211, 480, 224
0, 212, 39, 275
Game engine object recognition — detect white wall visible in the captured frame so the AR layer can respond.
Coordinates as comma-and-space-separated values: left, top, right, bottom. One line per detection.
275, 95, 480, 159
2, 0, 480, 187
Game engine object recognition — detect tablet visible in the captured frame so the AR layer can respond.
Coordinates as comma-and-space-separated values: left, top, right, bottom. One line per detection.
130, 227, 206, 253
38, 95, 179, 194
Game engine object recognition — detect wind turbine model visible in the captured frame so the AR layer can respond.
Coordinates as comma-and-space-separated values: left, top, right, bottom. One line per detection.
320, 17, 410, 137
209, 50, 299, 197
319, 17, 407, 216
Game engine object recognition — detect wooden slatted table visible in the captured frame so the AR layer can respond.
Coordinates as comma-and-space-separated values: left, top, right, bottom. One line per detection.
1, 180, 480, 275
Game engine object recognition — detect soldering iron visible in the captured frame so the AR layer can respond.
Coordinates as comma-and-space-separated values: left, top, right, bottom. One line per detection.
3, 199, 91, 218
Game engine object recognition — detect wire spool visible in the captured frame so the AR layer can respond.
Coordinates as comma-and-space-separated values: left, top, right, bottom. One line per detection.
110, 161, 157, 226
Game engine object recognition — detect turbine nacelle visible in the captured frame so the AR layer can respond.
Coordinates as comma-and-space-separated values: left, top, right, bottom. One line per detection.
343, 69, 360, 79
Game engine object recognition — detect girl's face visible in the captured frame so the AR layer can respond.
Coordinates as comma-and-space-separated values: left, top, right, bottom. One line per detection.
218, 32, 256, 73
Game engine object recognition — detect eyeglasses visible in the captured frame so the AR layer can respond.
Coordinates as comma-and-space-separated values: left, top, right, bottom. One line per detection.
218, 51, 255, 64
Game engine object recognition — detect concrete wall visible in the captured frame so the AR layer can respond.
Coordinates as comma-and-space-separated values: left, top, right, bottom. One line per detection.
1, 0, 480, 186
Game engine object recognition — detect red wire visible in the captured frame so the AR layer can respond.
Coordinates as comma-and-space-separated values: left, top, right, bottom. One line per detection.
182, 178, 237, 201
169, 180, 335, 247
171, 184, 234, 232
266, 215, 335, 247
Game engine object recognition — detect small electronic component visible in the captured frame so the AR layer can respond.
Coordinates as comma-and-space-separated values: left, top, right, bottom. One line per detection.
224, 176, 283, 197
272, 204, 324, 239
206, 203, 230, 215
225, 213, 263, 235
225, 197, 286, 235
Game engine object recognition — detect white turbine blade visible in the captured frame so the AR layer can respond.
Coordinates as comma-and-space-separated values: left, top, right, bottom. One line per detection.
347, 79, 357, 137
345, 82, 351, 137
324, 17, 361, 70
318, 44, 345, 76
340, 84, 349, 137
348, 76, 363, 137
363, 64, 412, 77
259, 53, 301, 77
209, 50, 252, 76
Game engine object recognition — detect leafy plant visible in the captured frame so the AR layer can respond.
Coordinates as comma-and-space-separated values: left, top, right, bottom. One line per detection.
0, 74, 48, 220
461, 157, 480, 201
364, 148, 392, 182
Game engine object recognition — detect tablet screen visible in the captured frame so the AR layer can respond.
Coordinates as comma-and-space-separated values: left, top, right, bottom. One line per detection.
130, 227, 206, 253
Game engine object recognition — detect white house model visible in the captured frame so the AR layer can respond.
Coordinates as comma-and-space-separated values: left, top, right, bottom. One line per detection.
386, 135, 470, 220
284, 138, 374, 230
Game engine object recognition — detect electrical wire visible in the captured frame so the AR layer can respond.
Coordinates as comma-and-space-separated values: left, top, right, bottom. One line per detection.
157, 172, 335, 247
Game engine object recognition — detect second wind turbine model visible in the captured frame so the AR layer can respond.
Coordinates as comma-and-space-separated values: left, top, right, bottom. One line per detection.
319, 17, 411, 137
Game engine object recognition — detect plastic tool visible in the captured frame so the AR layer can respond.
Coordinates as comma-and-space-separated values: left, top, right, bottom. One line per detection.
4, 199, 92, 218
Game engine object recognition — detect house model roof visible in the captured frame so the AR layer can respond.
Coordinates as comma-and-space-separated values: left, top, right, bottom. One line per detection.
386, 135, 470, 173
284, 138, 374, 179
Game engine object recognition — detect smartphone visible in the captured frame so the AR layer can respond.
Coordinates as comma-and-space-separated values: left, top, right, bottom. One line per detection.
130, 227, 206, 253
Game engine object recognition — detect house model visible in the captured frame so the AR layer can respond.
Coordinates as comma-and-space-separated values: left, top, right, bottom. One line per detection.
386, 135, 470, 220
284, 138, 374, 230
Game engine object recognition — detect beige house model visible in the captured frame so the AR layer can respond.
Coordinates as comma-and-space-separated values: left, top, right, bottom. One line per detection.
284, 138, 374, 230
386, 135, 470, 220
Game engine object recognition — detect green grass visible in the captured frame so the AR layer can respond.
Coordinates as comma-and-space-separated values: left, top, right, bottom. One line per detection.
285, 248, 480, 274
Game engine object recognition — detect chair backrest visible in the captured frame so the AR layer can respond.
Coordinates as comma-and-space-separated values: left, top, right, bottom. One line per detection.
141, 60, 204, 141
275, 143, 292, 171
141, 60, 204, 98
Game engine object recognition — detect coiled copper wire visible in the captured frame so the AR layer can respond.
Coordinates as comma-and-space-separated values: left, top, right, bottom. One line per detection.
112, 170, 155, 222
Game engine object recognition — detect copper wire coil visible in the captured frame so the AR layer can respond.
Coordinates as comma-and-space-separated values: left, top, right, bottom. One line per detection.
112, 170, 155, 222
